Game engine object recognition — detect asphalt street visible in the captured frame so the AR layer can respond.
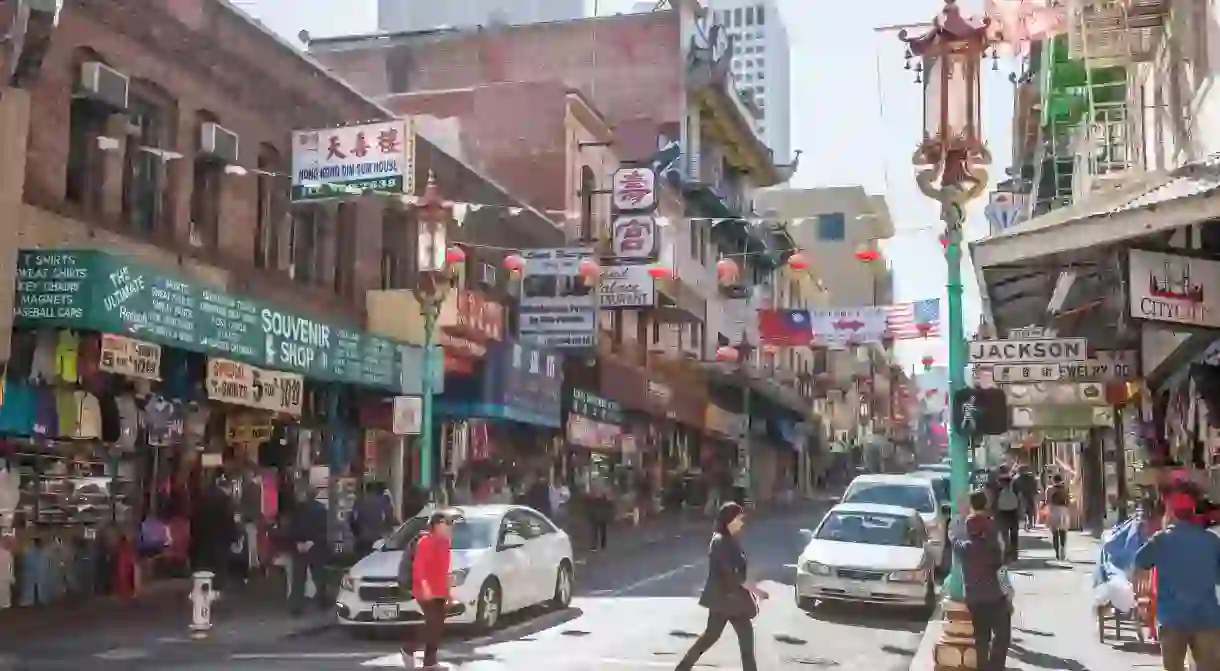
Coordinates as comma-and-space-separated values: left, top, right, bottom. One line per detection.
1, 503, 930, 670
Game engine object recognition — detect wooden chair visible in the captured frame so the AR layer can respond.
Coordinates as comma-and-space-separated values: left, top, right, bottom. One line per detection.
1134, 569, 1157, 643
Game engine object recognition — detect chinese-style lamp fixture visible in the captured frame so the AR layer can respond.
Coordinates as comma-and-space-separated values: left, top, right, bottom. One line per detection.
716, 257, 740, 285
715, 345, 740, 363
922, 355, 935, 371
577, 257, 600, 285
787, 252, 810, 271
647, 265, 672, 280
900, 0, 992, 190
502, 253, 525, 274
444, 246, 466, 266
854, 246, 880, 262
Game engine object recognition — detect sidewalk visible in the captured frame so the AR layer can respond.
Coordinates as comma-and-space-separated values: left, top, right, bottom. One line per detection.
911, 528, 1162, 671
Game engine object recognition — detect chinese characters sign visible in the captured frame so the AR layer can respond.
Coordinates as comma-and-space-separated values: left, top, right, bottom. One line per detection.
611, 215, 659, 261
291, 120, 414, 202
15, 250, 413, 392
611, 167, 657, 211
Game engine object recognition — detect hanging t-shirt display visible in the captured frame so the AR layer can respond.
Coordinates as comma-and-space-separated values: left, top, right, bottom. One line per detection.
54, 389, 76, 437
71, 391, 101, 440
55, 331, 79, 384
30, 330, 56, 384
145, 395, 183, 447
115, 395, 139, 451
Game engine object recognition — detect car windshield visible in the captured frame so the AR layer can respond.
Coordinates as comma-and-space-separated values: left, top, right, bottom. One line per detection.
927, 478, 950, 504
918, 464, 950, 473
817, 513, 919, 547
381, 515, 498, 551
844, 483, 935, 513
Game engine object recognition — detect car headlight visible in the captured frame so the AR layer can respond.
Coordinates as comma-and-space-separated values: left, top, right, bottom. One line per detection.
802, 561, 833, 576
889, 569, 925, 583
340, 573, 355, 592
449, 568, 470, 587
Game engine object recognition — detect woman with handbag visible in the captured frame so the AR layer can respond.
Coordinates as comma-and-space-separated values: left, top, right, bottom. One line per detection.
675, 502, 768, 671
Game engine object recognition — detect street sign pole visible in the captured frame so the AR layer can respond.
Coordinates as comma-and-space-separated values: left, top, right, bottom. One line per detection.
945, 226, 969, 601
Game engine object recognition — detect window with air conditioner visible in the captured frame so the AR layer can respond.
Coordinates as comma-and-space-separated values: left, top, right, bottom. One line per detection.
255, 145, 282, 270
290, 205, 324, 285
122, 92, 170, 235
65, 97, 108, 211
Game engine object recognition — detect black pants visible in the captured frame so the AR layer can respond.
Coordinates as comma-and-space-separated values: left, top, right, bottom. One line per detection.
997, 510, 1020, 558
288, 550, 328, 614
676, 610, 757, 671
967, 599, 1011, 671
1051, 529, 1067, 559
410, 597, 446, 667
590, 519, 608, 550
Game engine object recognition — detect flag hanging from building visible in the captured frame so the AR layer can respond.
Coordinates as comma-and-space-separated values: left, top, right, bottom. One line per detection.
756, 309, 813, 347
885, 298, 941, 340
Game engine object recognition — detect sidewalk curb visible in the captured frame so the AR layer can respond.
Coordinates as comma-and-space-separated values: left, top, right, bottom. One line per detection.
908, 601, 943, 671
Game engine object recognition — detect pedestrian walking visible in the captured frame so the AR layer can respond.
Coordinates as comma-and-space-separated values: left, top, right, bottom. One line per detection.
674, 502, 767, 671
1044, 475, 1071, 560
587, 482, 613, 552
405, 510, 455, 669
351, 482, 397, 557
1135, 492, 1220, 671
1016, 467, 1039, 531
286, 485, 329, 616
951, 490, 1011, 671
994, 473, 1021, 560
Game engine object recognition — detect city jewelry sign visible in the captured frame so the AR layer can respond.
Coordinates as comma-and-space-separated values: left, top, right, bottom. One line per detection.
1128, 249, 1220, 328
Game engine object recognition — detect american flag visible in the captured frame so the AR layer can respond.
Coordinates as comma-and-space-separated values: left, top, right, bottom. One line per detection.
885, 298, 941, 339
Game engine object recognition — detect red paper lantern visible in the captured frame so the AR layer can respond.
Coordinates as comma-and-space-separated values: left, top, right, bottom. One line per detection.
938, 235, 949, 249
855, 246, 880, 262
921, 355, 935, 371
916, 322, 932, 338
648, 266, 672, 280
716, 258, 740, 285
577, 257, 600, 284
502, 254, 524, 273
444, 246, 466, 265
787, 252, 809, 271
715, 346, 740, 363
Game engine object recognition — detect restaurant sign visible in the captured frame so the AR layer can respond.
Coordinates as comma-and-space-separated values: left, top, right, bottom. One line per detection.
15, 250, 409, 392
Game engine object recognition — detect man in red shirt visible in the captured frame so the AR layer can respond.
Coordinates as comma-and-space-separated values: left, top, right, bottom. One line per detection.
409, 510, 454, 668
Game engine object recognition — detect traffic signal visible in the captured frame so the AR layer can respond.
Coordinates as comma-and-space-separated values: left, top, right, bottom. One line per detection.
951, 387, 1009, 437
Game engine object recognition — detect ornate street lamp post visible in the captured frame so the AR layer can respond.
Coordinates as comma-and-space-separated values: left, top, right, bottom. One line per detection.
900, 0, 991, 606
411, 173, 461, 501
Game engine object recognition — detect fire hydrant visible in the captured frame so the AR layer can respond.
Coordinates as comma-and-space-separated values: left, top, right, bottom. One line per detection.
189, 571, 218, 640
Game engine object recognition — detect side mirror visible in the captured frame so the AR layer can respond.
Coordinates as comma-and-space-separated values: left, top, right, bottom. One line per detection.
372, 538, 386, 552
940, 504, 952, 517
501, 532, 526, 550
798, 528, 814, 543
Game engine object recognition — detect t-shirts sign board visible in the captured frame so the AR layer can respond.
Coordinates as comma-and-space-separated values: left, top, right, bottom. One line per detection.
99, 334, 162, 381
14, 250, 414, 392
206, 358, 304, 416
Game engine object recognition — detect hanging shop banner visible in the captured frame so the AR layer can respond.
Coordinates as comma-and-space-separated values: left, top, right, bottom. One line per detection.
599, 264, 656, 308
290, 119, 414, 201
482, 340, 563, 427
566, 414, 622, 450
439, 289, 504, 343
99, 333, 162, 381
611, 166, 657, 212
610, 215, 660, 261
206, 358, 304, 416
809, 307, 887, 346
392, 396, 422, 436
1128, 249, 1220, 328
517, 247, 597, 349
569, 388, 624, 424
1011, 405, 1114, 428
14, 250, 413, 392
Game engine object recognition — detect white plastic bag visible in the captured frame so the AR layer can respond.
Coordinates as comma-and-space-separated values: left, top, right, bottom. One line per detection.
1093, 572, 1136, 612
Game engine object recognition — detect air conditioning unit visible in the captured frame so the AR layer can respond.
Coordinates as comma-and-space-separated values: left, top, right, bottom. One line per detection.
79, 61, 129, 111
200, 121, 240, 164
477, 263, 497, 288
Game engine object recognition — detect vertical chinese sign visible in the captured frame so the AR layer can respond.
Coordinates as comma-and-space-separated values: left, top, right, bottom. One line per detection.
290, 119, 415, 201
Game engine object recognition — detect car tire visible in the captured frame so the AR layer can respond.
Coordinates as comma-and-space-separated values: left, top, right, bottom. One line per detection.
552, 561, 574, 609
474, 579, 502, 633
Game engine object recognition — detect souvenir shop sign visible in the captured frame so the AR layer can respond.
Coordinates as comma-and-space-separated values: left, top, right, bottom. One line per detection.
99, 333, 162, 381
206, 358, 304, 416
13, 250, 410, 392
569, 388, 623, 424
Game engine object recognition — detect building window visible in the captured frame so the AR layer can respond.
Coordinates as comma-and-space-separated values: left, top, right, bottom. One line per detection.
289, 205, 323, 284
734, 46, 741, 55
65, 98, 109, 211
254, 145, 281, 269
734, 8, 742, 26
580, 166, 595, 240
817, 213, 846, 241
121, 92, 169, 235
334, 201, 356, 296
381, 209, 406, 289
757, 4, 765, 24
746, 6, 754, 24
757, 59, 765, 68
189, 112, 222, 249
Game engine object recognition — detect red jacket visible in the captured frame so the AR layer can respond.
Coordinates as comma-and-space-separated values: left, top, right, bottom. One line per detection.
412, 532, 451, 601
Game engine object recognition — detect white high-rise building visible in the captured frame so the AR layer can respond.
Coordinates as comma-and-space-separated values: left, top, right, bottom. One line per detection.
377, 0, 585, 31
708, 0, 790, 162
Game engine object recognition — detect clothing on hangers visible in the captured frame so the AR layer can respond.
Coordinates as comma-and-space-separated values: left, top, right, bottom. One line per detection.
55, 331, 80, 384
18, 540, 50, 606
29, 330, 57, 384
0, 543, 12, 609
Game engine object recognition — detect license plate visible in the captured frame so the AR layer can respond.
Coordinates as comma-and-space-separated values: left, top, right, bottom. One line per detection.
844, 582, 870, 596
372, 604, 399, 621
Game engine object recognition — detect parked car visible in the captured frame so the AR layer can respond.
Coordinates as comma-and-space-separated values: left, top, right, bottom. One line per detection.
908, 471, 952, 575
915, 463, 951, 475
335, 504, 574, 632
840, 473, 948, 567
795, 503, 937, 610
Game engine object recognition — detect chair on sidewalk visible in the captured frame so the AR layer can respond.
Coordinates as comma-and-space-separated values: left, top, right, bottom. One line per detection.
1134, 568, 1156, 643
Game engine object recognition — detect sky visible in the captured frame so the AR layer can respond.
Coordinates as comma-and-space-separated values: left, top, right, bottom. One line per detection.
241, 0, 1014, 372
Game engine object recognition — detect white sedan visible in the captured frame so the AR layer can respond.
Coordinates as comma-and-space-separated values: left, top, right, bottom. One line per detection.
795, 503, 937, 611
336, 504, 575, 632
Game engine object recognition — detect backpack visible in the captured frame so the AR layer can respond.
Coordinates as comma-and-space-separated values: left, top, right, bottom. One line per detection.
396, 532, 425, 597
997, 482, 1020, 511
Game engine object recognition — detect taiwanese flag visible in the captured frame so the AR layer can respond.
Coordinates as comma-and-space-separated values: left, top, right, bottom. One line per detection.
757, 309, 813, 347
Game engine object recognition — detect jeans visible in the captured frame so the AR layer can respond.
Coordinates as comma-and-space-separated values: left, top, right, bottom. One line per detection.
967, 599, 1011, 671
590, 519, 608, 550
1050, 529, 1067, 559
997, 510, 1020, 559
409, 597, 446, 667
676, 611, 757, 671
1159, 627, 1220, 671
288, 550, 327, 614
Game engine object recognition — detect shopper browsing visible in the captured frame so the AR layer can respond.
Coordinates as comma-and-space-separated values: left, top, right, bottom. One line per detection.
951, 489, 1011, 671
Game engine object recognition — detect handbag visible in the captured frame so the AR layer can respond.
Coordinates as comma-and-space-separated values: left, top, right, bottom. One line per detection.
732, 587, 761, 619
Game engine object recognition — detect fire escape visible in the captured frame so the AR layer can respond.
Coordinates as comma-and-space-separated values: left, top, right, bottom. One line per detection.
1029, 0, 1168, 216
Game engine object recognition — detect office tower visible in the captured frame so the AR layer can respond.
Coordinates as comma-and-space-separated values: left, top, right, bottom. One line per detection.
709, 0, 790, 161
